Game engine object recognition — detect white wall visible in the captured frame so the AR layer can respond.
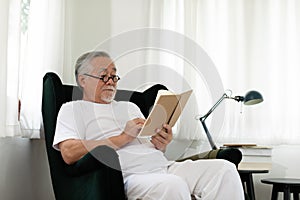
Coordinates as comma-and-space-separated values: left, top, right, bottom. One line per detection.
0, 138, 54, 200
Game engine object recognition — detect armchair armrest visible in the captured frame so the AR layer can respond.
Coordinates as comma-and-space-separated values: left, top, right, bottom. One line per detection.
65, 145, 122, 176
61, 145, 126, 199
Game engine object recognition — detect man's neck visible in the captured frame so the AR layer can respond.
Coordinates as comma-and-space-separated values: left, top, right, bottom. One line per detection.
82, 96, 112, 104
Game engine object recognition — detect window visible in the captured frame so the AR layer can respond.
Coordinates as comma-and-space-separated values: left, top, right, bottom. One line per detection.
1, 0, 65, 138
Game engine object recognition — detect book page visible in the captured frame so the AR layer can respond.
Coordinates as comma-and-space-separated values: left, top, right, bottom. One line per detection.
153, 90, 174, 105
138, 89, 192, 137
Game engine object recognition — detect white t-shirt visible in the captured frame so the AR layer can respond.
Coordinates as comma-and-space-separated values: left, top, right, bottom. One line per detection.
53, 100, 171, 176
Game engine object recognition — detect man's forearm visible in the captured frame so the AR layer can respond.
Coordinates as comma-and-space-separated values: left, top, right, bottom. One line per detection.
59, 132, 134, 165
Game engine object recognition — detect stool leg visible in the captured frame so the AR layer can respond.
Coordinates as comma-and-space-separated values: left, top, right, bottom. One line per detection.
293, 192, 299, 200
271, 185, 278, 200
283, 185, 290, 200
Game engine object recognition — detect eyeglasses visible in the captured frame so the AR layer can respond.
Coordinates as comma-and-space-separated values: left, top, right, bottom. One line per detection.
84, 73, 121, 83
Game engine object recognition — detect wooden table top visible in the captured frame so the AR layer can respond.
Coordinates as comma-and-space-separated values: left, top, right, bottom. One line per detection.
261, 178, 300, 186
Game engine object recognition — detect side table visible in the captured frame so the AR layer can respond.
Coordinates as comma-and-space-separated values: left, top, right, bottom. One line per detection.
238, 162, 271, 200
261, 178, 300, 200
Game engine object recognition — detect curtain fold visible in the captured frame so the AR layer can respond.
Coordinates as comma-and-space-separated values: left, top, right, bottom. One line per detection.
148, 0, 300, 145
2, 0, 300, 144
147, 0, 205, 140
19, 0, 65, 138
0, 0, 10, 137
0, 0, 21, 137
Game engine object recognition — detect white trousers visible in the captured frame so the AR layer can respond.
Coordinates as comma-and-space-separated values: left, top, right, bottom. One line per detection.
124, 159, 244, 200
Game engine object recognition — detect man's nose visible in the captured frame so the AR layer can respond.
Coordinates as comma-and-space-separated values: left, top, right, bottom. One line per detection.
105, 77, 115, 85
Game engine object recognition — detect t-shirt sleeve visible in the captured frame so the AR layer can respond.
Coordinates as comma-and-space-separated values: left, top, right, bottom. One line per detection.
53, 102, 83, 151
128, 102, 145, 119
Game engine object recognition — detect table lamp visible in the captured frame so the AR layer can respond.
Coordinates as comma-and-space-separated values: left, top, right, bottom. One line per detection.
199, 90, 264, 150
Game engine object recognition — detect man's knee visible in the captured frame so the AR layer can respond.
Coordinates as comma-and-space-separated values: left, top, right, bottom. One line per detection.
211, 158, 237, 170
156, 175, 190, 199
220, 159, 239, 173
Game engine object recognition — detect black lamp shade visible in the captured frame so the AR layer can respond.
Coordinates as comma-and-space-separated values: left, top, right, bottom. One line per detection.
244, 90, 263, 105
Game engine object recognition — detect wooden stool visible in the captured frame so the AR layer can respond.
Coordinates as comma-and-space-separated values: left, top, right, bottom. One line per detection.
261, 178, 300, 200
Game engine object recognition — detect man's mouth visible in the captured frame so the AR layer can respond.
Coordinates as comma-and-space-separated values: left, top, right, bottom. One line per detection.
103, 87, 115, 92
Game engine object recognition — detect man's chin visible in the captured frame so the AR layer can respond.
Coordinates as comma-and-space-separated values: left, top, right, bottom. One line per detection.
102, 98, 114, 103
101, 94, 115, 103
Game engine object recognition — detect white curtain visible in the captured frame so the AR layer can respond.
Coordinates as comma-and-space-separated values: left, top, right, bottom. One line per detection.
0, 0, 13, 137
0, 0, 65, 138
149, 0, 300, 145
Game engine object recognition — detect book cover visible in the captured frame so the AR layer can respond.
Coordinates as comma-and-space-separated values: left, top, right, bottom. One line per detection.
222, 144, 273, 157
138, 89, 193, 137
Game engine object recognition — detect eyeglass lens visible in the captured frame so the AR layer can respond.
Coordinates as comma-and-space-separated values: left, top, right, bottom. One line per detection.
102, 76, 119, 83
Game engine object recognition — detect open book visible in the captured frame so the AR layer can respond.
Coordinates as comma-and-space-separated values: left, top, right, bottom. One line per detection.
138, 89, 193, 137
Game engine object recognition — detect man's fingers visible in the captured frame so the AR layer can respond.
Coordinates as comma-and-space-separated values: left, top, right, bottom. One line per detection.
152, 134, 167, 144
133, 118, 145, 125
123, 118, 145, 138
151, 137, 165, 150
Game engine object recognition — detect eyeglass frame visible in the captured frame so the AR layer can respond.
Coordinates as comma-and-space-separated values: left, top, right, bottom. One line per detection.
83, 73, 121, 83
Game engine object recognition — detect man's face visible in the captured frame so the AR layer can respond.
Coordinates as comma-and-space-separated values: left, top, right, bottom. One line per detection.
79, 56, 118, 104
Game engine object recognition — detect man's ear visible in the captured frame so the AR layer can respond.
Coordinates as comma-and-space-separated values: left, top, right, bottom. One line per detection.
77, 74, 86, 88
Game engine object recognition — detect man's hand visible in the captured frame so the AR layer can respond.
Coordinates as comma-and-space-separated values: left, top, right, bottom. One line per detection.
123, 118, 145, 139
151, 124, 173, 152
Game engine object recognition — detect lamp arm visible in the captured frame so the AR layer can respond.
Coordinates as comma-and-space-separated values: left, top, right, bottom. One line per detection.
200, 119, 218, 150
200, 93, 228, 121
199, 93, 229, 150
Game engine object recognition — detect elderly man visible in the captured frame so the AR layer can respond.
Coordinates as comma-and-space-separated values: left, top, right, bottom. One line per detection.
53, 51, 244, 200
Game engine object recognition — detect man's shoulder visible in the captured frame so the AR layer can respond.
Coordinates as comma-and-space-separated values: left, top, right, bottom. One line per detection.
60, 100, 138, 110
61, 100, 82, 107
114, 100, 138, 108
59, 100, 93, 113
